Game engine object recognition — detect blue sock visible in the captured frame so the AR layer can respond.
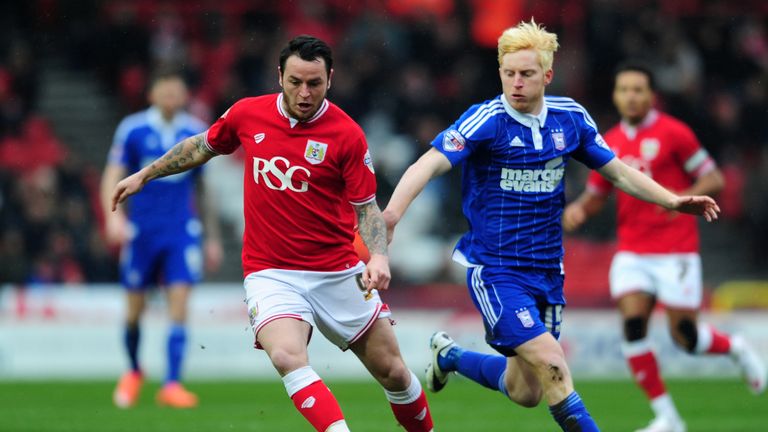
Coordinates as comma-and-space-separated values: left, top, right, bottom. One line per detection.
549, 391, 600, 431
124, 325, 140, 372
166, 324, 187, 383
446, 349, 508, 395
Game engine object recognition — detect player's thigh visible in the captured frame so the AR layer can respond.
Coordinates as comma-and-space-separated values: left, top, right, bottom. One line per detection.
466, 266, 557, 355
243, 270, 315, 351
654, 253, 702, 309
609, 252, 656, 301
305, 263, 392, 350
257, 317, 313, 375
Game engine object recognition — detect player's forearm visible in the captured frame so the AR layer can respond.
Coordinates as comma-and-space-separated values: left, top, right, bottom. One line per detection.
682, 168, 725, 197
197, 178, 222, 243
140, 133, 216, 183
100, 165, 126, 218
599, 158, 677, 209
385, 149, 451, 221
573, 189, 608, 218
356, 201, 388, 256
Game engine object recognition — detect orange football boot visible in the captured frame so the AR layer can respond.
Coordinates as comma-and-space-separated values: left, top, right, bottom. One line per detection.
156, 382, 199, 408
113, 371, 143, 408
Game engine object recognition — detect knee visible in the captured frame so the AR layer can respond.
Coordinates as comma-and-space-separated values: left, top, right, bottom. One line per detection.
623, 316, 648, 341
376, 360, 411, 391
268, 348, 307, 376
673, 318, 698, 353
506, 379, 542, 408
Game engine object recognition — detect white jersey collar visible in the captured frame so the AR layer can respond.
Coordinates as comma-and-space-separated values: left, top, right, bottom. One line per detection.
501, 94, 548, 128
277, 93, 330, 128
620, 109, 659, 140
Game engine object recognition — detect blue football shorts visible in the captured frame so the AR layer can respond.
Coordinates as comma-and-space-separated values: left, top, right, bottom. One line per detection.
120, 219, 203, 290
466, 265, 565, 356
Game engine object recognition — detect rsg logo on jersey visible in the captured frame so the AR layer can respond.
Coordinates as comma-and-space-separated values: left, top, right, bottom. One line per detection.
252, 156, 310, 192
499, 157, 564, 193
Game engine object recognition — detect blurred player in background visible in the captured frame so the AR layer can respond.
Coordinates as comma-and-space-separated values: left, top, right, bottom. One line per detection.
100, 71, 223, 408
110, 36, 434, 432
384, 20, 720, 432
563, 63, 766, 432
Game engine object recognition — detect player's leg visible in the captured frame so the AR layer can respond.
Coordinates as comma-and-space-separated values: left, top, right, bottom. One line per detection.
155, 282, 198, 408
246, 270, 349, 432
156, 236, 203, 408
259, 318, 349, 432
661, 254, 766, 396
512, 332, 599, 431
114, 289, 146, 408
611, 252, 684, 432
113, 237, 153, 408
666, 307, 767, 395
350, 318, 434, 432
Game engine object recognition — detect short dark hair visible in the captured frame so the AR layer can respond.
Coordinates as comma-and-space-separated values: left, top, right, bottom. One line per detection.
279, 35, 333, 77
614, 62, 656, 91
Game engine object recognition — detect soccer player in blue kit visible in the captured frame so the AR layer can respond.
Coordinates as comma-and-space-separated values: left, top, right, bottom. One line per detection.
100, 71, 223, 408
383, 21, 719, 431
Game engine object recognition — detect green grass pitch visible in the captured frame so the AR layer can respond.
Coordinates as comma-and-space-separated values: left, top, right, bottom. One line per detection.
0, 378, 765, 431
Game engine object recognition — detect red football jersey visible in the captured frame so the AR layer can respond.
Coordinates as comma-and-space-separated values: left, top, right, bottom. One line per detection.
205, 93, 377, 275
587, 110, 716, 253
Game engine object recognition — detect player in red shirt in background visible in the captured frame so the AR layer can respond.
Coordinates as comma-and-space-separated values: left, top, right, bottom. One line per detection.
110, 35, 433, 432
564, 63, 766, 432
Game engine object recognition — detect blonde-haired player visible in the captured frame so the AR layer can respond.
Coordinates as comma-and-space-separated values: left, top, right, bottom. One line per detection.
385, 19, 718, 432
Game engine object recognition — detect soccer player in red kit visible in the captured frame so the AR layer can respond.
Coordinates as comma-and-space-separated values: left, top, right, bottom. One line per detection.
111, 35, 433, 432
564, 63, 766, 432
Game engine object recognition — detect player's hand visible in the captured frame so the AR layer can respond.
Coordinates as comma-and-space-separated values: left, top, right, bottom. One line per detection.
104, 212, 128, 247
362, 253, 391, 293
381, 208, 398, 245
111, 173, 146, 211
204, 238, 224, 273
562, 203, 587, 232
670, 195, 720, 222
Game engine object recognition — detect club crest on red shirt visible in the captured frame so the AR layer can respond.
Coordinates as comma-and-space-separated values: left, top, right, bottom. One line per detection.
305, 140, 328, 164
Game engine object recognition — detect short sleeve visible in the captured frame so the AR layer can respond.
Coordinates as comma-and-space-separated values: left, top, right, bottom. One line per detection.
344, 130, 377, 205
205, 105, 240, 155
673, 122, 715, 178
569, 106, 615, 170
430, 102, 496, 166
107, 117, 134, 167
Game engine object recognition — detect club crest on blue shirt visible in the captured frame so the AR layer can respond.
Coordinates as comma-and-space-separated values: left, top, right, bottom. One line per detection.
551, 131, 565, 151
515, 308, 535, 328
595, 134, 609, 149
305, 140, 328, 164
442, 130, 466, 152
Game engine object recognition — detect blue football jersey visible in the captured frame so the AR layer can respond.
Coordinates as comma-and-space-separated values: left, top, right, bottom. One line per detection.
432, 94, 615, 271
107, 106, 208, 229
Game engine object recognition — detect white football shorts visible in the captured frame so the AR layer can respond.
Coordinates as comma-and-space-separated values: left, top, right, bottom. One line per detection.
244, 262, 391, 351
609, 251, 703, 309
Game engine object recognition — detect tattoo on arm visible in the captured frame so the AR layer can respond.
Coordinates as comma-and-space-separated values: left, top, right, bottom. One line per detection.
356, 202, 388, 256
146, 133, 215, 179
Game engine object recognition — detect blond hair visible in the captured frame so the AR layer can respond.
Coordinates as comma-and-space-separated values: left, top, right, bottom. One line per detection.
497, 19, 559, 70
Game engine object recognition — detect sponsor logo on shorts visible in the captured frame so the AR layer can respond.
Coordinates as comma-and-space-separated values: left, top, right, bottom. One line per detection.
248, 304, 258, 327
516, 308, 535, 328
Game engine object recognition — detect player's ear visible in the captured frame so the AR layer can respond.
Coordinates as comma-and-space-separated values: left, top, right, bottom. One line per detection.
327, 68, 333, 90
278, 66, 283, 88
544, 69, 554, 86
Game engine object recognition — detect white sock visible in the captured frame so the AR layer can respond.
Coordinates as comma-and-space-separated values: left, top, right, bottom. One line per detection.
325, 419, 350, 432
384, 371, 422, 404
282, 366, 321, 397
650, 393, 681, 419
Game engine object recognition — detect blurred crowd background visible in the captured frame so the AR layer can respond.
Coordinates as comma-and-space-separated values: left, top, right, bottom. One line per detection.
0, 0, 766, 306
